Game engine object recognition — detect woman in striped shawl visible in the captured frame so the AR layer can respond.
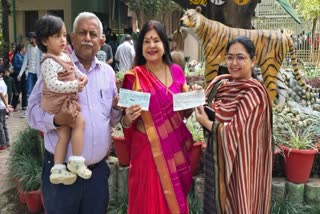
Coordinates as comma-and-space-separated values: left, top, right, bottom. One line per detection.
195, 36, 273, 214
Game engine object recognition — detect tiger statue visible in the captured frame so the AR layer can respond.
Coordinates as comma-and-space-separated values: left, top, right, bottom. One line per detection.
180, 7, 319, 101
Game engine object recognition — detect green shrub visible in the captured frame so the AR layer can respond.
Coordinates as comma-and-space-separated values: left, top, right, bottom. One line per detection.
7, 128, 43, 191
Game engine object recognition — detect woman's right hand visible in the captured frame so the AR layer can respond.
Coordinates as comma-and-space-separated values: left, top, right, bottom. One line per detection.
195, 105, 213, 132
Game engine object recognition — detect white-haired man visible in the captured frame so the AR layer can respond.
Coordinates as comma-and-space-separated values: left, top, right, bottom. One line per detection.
27, 12, 122, 213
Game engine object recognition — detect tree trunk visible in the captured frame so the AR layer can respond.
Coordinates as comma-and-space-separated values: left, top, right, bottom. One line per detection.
1, 0, 10, 65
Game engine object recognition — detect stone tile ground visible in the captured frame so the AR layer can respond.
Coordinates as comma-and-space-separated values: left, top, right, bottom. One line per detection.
0, 109, 30, 214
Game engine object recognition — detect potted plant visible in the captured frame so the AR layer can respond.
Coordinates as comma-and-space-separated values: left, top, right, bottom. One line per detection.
186, 113, 204, 176
111, 124, 130, 167
273, 110, 319, 184
7, 127, 44, 213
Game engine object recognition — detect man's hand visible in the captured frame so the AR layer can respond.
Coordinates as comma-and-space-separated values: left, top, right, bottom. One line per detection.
112, 96, 122, 111
53, 98, 79, 126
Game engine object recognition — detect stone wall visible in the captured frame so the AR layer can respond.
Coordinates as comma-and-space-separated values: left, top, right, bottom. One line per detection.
108, 155, 320, 213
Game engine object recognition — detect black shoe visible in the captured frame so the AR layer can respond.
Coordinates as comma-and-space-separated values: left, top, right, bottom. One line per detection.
22, 107, 27, 110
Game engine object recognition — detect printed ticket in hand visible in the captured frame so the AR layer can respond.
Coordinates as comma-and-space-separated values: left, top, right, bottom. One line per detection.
173, 90, 205, 111
118, 88, 151, 111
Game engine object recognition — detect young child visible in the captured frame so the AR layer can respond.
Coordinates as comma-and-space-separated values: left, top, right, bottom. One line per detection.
35, 15, 91, 185
3, 68, 17, 111
0, 65, 11, 150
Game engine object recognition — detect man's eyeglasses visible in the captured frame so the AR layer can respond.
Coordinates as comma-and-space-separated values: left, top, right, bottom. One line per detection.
225, 54, 249, 63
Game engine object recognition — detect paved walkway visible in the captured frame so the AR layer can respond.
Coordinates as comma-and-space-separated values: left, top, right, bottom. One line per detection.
0, 110, 28, 195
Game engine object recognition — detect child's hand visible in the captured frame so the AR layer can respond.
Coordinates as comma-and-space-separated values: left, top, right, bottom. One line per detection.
78, 80, 85, 92
78, 76, 88, 86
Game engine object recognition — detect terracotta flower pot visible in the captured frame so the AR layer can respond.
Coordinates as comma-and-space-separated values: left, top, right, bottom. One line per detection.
14, 178, 26, 204
190, 141, 203, 176
38, 131, 44, 139
19, 190, 26, 204
40, 190, 45, 213
112, 135, 130, 166
25, 190, 43, 213
283, 146, 318, 184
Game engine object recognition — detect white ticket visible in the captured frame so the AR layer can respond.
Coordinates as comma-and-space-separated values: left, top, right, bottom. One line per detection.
173, 90, 205, 111
118, 88, 151, 111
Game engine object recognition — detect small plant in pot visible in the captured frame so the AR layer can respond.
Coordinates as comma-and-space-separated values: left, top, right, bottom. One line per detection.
7, 127, 43, 213
186, 113, 204, 176
111, 123, 130, 167
273, 111, 319, 184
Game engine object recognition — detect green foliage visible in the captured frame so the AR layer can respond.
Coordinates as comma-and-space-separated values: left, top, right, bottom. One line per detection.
273, 110, 320, 150
128, 0, 180, 14
186, 113, 204, 142
0, 34, 9, 58
301, 62, 320, 79
115, 72, 125, 84
107, 191, 128, 214
7, 128, 43, 192
290, 0, 320, 21
188, 191, 202, 214
271, 197, 311, 214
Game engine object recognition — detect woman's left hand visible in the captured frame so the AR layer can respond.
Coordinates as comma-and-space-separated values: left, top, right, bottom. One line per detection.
195, 105, 213, 132
121, 104, 142, 128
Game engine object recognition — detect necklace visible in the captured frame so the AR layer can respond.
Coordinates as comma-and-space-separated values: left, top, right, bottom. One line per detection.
146, 63, 168, 94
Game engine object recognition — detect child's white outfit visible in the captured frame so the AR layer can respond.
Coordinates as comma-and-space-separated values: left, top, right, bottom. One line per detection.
0, 77, 9, 149
41, 51, 91, 185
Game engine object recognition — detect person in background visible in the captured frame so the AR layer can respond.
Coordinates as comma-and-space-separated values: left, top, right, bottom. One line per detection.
11, 44, 27, 111
169, 24, 187, 51
65, 34, 73, 54
170, 50, 186, 71
114, 34, 135, 72
7, 42, 16, 69
3, 68, 17, 112
0, 65, 12, 150
108, 34, 118, 69
17, 31, 42, 103
120, 20, 193, 214
96, 34, 113, 65
195, 36, 272, 214
26, 12, 122, 213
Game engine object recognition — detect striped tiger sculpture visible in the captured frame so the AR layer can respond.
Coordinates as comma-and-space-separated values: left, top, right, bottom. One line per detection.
180, 7, 319, 101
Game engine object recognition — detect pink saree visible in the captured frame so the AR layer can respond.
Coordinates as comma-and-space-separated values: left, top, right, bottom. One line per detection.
122, 64, 193, 214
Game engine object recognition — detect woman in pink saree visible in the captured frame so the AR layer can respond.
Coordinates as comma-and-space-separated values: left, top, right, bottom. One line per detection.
120, 21, 194, 214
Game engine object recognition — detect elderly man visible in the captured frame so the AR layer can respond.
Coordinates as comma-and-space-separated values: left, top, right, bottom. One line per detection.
26, 12, 122, 214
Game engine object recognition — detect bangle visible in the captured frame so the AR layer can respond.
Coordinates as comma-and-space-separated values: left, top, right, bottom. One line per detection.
120, 115, 130, 129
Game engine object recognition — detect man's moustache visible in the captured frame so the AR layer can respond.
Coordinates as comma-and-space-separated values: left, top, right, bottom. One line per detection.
81, 42, 93, 47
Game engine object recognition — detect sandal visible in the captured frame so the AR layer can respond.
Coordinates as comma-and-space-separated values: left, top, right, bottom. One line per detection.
67, 159, 92, 179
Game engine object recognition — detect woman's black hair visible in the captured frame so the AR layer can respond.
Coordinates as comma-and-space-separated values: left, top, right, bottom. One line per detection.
133, 20, 173, 66
14, 43, 24, 54
35, 15, 64, 52
226, 36, 256, 59
226, 36, 257, 78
